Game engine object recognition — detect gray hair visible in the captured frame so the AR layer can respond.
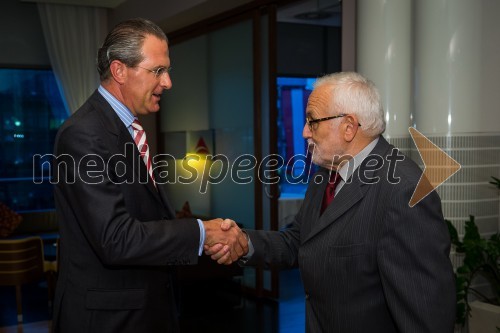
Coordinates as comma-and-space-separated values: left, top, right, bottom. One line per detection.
97, 18, 167, 81
314, 72, 386, 137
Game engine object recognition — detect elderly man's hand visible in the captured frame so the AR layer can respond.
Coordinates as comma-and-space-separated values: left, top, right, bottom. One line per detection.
202, 219, 248, 265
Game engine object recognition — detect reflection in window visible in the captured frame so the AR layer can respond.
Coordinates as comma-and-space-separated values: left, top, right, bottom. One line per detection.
0, 68, 68, 212
277, 77, 317, 198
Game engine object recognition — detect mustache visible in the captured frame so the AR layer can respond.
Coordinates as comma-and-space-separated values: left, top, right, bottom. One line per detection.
307, 141, 317, 154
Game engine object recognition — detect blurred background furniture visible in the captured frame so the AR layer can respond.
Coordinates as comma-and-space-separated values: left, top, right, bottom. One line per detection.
0, 237, 56, 323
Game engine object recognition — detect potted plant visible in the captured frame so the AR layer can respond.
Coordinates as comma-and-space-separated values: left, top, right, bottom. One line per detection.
490, 176, 500, 190
446, 177, 500, 332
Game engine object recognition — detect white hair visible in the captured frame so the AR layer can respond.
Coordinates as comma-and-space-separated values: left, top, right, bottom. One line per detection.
314, 72, 386, 137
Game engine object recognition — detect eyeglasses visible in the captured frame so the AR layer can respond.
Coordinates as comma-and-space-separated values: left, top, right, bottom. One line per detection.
136, 65, 172, 79
305, 114, 361, 131
306, 114, 345, 131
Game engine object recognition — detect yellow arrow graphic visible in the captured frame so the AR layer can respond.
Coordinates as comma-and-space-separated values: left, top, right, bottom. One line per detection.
408, 127, 461, 207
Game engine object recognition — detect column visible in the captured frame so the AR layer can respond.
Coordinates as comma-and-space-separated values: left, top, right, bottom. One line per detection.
357, 0, 412, 146
414, 0, 500, 238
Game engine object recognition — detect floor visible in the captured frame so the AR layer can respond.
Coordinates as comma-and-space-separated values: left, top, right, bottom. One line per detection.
0, 269, 305, 333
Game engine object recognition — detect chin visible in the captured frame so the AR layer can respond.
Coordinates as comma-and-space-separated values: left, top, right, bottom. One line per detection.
310, 156, 323, 167
147, 105, 160, 113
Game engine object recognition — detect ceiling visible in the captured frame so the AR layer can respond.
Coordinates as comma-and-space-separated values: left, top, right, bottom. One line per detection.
278, 0, 341, 27
20, 0, 127, 8
20, 0, 342, 32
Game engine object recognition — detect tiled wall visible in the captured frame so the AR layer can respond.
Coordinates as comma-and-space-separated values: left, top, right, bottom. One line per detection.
409, 134, 500, 235
388, 134, 500, 236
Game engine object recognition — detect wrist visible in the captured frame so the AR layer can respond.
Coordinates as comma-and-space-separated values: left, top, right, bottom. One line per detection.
241, 230, 250, 256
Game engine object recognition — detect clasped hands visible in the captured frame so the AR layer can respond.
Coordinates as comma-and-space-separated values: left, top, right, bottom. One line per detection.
202, 218, 248, 265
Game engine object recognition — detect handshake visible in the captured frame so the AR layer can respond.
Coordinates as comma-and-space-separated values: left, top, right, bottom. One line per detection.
202, 219, 249, 265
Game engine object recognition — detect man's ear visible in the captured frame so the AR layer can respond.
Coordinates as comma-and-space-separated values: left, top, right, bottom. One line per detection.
109, 60, 127, 84
343, 114, 360, 142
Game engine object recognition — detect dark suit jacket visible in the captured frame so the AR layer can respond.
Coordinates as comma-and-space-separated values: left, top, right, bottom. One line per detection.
246, 136, 456, 333
52, 91, 200, 333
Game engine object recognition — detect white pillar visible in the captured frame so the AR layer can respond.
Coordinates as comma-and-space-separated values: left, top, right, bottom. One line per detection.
357, 0, 412, 139
414, 0, 500, 245
355, 0, 500, 244
414, 0, 483, 135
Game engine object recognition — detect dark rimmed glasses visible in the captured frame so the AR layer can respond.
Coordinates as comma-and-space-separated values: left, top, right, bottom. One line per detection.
305, 114, 362, 131
136, 65, 172, 79
306, 114, 343, 131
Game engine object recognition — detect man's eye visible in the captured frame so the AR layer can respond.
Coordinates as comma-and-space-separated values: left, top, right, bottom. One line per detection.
155, 67, 166, 76
156, 67, 172, 76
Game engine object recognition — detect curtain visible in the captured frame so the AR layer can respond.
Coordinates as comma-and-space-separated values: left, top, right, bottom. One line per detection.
38, 3, 107, 114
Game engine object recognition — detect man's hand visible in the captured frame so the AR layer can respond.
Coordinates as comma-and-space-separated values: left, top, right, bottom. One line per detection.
203, 219, 248, 265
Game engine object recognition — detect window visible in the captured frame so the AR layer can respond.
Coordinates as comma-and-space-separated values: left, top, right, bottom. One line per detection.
0, 68, 68, 212
277, 76, 317, 198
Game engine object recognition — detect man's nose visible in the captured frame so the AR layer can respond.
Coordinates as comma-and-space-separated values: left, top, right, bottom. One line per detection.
303, 123, 312, 139
161, 73, 172, 89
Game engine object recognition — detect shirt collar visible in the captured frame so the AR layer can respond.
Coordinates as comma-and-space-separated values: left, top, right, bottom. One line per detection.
98, 85, 136, 129
337, 137, 380, 183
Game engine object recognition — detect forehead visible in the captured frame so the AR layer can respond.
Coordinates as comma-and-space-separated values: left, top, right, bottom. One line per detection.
306, 85, 333, 116
141, 35, 170, 64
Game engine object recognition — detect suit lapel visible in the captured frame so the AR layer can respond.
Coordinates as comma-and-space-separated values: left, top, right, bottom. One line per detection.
301, 174, 327, 239
115, 128, 158, 196
304, 174, 366, 243
89, 91, 164, 205
303, 136, 394, 243
156, 182, 176, 218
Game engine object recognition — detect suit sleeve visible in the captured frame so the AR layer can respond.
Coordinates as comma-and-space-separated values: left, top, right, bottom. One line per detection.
54, 121, 200, 266
245, 223, 300, 269
244, 191, 311, 269
377, 182, 456, 332
244, 172, 322, 268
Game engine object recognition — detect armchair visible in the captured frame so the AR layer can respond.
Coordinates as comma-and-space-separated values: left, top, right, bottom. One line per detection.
0, 236, 56, 322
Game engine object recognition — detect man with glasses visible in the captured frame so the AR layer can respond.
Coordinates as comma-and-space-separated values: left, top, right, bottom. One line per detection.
207, 72, 456, 332
52, 18, 247, 333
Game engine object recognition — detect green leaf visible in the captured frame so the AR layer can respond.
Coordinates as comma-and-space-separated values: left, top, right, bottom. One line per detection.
457, 266, 470, 275
446, 219, 460, 246
446, 213, 500, 325
490, 176, 500, 189
463, 216, 481, 242
456, 302, 466, 326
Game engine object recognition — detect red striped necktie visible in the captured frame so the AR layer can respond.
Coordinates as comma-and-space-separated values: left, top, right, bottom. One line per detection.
131, 120, 155, 186
321, 171, 341, 214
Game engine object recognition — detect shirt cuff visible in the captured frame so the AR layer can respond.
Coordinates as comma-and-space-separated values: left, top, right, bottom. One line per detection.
239, 231, 254, 264
197, 219, 205, 256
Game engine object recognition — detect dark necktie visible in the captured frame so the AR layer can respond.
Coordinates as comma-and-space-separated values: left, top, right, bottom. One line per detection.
321, 171, 341, 214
